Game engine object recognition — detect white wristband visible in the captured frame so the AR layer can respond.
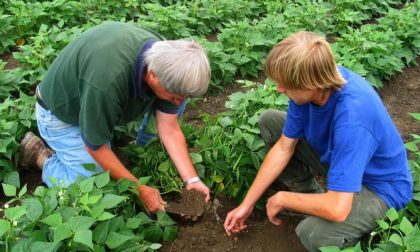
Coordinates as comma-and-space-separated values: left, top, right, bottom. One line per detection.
184, 176, 201, 185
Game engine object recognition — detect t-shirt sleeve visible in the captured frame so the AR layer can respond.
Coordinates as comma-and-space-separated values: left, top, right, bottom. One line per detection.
327, 125, 379, 192
152, 98, 181, 114
283, 101, 305, 139
79, 84, 121, 149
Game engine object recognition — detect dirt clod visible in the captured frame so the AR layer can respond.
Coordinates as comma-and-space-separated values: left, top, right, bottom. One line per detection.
165, 189, 207, 222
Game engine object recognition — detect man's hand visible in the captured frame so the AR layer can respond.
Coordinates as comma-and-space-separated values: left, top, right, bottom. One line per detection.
186, 180, 210, 202
266, 192, 285, 226
138, 185, 166, 213
224, 204, 253, 236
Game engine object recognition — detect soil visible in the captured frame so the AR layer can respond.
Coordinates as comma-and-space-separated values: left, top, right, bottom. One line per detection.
165, 189, 207, 221
1, 51, 419, 252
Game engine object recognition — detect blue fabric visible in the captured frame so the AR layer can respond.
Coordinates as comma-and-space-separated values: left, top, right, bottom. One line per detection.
35, 103, 104, 187
136, 98, 188, 146
135, 40, 157, 98
283, 66, 413, 210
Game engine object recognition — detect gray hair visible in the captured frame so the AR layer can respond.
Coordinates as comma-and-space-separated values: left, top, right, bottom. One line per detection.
144, 40, 211, 97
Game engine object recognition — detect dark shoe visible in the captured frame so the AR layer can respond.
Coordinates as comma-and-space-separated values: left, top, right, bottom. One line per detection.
20, 132, 53, 170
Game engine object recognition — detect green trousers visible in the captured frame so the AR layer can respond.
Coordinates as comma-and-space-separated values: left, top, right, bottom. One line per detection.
259, 109, 389, 251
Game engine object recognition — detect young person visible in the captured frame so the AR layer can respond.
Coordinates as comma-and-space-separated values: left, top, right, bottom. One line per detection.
224, 31, 412, 251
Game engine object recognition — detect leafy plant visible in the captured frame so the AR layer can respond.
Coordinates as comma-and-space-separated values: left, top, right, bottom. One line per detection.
0, 171, 178, 251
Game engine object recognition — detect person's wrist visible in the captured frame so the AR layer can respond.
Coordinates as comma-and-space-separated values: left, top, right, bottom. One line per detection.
184, 176, 201, 186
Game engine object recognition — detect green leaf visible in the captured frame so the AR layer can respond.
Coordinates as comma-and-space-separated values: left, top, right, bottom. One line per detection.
117, 179, 132, 193
66, 216, 95, 232
74, 229, 93, 250
97, 212, 116, 221
94, 172, 110, 188
219, 116, 233, 127
409, 113, 420, 121
88, 194, 102, 205
30, 241, 59, 252
399, 216, 414, 235
4, 171, 20, 188
2, 183, 16, 197
149, 243, 162, 250
5, 205, 27, 221
0, 219, 10, 237
53, 224, 73, 242
82, 163, 97, 172
404, 226, 420, 251
22, 198, 43, 221
44, 189, 58, 214
100, 194, 126, 209
105, 232, 135, 249
41, 213, 62, 227
90, 205, 105, 219
163, 225, 178, 242
157, 211, 176, 226
79, 177, 95, 193
18, 184, 27, 198
389, 233, 403, 246
376, 219, 390, 230
9, 238, 33, 252
142, 225, 163, 243
138, 176, 151, 185
93, 221, 109, 244
189, 153, 203, 164
385, 208, 399, 222
405, 142, 418, 152
136, 212, 153, 225
126, 218, 141, 229
158, 159, 171, 172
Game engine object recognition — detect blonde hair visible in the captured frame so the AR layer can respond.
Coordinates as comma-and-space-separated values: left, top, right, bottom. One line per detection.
264, 31, 345, 90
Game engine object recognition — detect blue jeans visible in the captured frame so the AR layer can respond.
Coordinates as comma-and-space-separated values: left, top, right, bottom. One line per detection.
36, 99, 187, 187
36, 103, 104, 187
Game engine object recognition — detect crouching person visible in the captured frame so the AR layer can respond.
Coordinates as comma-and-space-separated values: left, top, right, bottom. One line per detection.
20, 21, 211, 213
224, 31, 413, 251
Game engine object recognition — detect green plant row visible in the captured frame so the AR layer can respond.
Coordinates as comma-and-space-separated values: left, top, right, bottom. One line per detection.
0, 171, 178, 251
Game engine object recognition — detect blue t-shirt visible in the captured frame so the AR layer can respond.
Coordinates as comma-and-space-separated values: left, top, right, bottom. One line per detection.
283, 66, 413, 210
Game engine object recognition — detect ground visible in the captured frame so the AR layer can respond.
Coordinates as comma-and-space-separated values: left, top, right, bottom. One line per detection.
1, 53, 419, 251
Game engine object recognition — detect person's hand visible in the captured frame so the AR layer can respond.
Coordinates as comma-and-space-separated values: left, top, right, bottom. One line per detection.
137, 185, 166, 213
186, 180, 210, 202
266, 192, 284, 225
224, 204, 253, 236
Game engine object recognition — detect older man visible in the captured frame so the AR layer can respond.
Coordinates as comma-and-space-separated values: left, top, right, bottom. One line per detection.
20, 21, 211, 213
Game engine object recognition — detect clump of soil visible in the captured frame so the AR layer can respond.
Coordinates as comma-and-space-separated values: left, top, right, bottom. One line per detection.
165, 189, 207, 221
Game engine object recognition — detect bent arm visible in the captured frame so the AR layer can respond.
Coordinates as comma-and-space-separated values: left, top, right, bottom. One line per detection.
272, 190, 354, 222
86, 144, 165, 212
85, 144, 138, 183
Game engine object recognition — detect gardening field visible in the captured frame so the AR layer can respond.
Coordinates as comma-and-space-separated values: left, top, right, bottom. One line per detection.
1, 0, 420, 251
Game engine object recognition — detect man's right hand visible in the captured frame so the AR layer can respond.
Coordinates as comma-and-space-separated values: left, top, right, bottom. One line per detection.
224, 204, 253, 236
137, 185, 166, 213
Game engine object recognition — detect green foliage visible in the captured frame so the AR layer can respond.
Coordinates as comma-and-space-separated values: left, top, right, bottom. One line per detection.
0, 93, 35, 183
192, 80, 288, 200
0, 171, 178, 251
